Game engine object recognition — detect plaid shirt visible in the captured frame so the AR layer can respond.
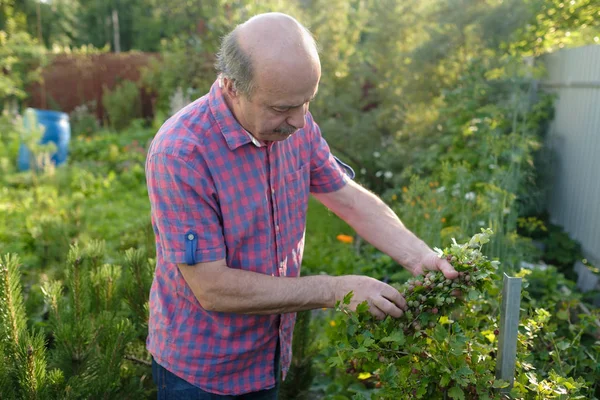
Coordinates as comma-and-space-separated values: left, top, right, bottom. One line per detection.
145, 80, 353, 395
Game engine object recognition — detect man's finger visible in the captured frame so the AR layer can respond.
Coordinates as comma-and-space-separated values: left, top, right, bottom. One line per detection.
367, 301, 387, 320
437, 258, 458, 279
411, 266, 424, 277
382, 287, 407, 311
373, 297, 404, 319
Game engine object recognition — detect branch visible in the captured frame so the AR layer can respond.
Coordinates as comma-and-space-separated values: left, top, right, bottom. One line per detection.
124, 355, 152, 367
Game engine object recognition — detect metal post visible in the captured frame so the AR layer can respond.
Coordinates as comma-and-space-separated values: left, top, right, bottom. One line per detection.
495, 273, 522, 393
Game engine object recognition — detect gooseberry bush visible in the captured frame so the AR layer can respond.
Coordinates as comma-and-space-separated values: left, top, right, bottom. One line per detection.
326, 229, 588, 399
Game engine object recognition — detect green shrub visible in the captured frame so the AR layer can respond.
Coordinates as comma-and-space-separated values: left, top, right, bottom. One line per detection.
102, 80, 142, 131
323, 230, 597, 399
69, 102, 100, 136
541, 224, 583, 275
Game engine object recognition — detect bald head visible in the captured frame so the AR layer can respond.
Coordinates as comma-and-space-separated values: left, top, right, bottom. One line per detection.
215, 12, 320, 97
237, 13, 319, 69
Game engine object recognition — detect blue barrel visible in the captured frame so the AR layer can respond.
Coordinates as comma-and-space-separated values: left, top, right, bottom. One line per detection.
18, 108, 71, 171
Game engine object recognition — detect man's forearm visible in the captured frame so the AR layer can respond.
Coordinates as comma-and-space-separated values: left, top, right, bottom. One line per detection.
179, 262, 338, 314
348, 192, 432, 271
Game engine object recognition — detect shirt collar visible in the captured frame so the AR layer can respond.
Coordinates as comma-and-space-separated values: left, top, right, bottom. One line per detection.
208, 78, 265, 150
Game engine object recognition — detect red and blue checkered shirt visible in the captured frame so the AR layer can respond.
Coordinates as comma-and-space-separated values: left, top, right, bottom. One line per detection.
145, 79, 352, 395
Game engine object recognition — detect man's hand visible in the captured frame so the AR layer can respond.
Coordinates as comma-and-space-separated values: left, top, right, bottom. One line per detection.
334, 275, 407, 320
410, 251, 458, 279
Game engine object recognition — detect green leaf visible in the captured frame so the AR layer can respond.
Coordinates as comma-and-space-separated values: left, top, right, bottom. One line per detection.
433, 324, 447, 341
455, 366, 473, 377
382, 363, 397, 381
380, 331, 405, 345
362, 336, 375, 347
556, 341, 570, 351
556, 310, 569, 320
356, 301, 370, 314
440, 375, 451, 388
343, 291, 354, 305
327, 356, 345, 368
467, 290, 479, 300
492, 379, 510, 389
448, 386, 465, 400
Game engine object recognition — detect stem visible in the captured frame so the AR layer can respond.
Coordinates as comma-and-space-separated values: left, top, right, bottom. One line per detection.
26, 345, 37, 400
102, 332, 125, 400
124, 354, 152, 367
374, 346, 409, 357
336, 349, 345, 367
551, 338, 565, 376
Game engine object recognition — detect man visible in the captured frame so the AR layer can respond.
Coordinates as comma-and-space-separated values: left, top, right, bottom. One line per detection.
145, 12, 457, 399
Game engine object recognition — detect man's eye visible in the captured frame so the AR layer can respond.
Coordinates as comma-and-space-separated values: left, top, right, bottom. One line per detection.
272, 107, 290, 113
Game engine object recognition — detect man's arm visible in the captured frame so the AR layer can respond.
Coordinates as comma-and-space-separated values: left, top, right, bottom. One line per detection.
177, 260, 406, 319
312, 179, 457, 278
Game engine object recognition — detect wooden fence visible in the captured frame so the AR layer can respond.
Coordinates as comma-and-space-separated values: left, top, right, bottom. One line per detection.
26, 52, 158, 123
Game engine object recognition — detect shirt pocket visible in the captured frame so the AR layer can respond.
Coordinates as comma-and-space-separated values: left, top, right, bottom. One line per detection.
284, 163, 310, 224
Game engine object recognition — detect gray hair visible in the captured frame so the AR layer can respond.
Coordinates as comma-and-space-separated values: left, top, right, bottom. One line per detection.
215, 21, 319, 98
215, 29, 256, 97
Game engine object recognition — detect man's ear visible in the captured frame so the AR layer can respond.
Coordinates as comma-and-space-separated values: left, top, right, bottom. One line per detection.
222, 77, 238, 99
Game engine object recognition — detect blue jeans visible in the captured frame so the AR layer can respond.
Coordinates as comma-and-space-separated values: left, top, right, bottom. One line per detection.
152, 344, 280, 399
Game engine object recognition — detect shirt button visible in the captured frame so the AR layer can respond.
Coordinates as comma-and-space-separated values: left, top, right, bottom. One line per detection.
187, 234, 195, 240
271, 189, 275, 195
275, 225, 280, 232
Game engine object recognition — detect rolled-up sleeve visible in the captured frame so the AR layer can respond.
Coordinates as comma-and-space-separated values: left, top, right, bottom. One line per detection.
146, 152, 226, 265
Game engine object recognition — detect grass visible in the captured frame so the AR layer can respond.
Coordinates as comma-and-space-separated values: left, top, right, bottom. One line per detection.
303, 196, 358, 276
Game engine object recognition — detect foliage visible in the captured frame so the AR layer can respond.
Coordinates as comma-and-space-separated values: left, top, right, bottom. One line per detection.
0, 246, 152, 398
102, 80, 142, 131
139, 38, 215, 116
1, 0, 598, 398
323, 230, 597, 399
539, 225, 583, 274
516, 267, 600, 395
1, 253, 58, 399
509, 0, 600, 56
517, 215, 584, 278
0, 30, 46, 109
0, 111, 21, 175
69, 102, 100, 136
279, 310, 316, 400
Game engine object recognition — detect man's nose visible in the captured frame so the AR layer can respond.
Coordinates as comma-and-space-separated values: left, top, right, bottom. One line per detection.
287, 104, 307, 130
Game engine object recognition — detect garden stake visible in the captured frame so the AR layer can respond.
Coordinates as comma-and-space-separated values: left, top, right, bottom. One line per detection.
495, 273, 522, 393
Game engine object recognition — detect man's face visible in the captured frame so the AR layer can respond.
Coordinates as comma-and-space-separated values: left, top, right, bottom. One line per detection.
225, 59, 321, 142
